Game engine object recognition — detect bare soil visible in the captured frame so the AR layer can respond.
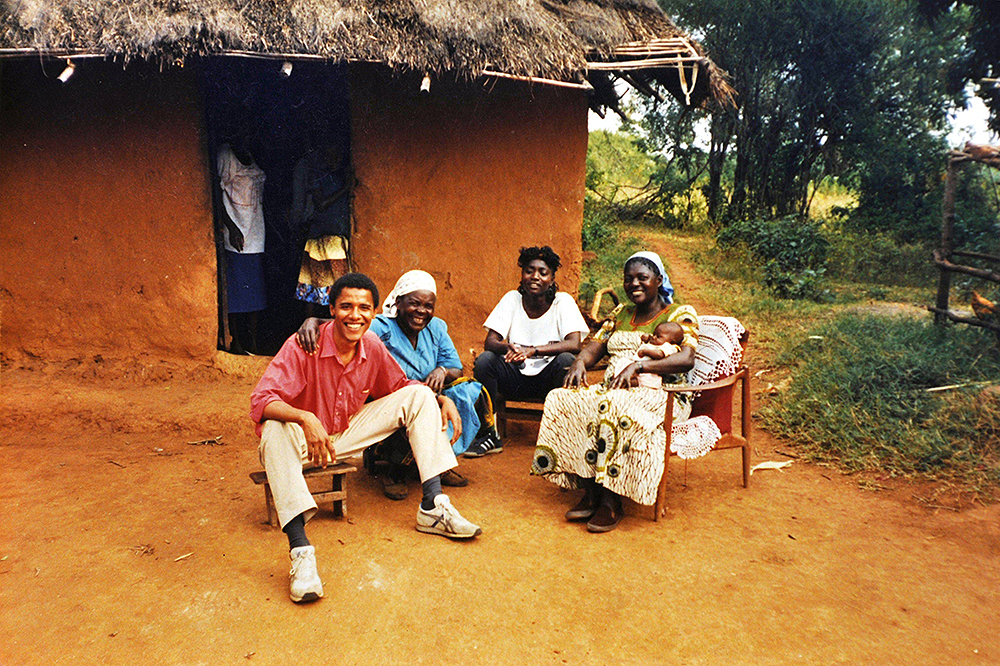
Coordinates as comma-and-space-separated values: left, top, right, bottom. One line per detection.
3, 240, 999, 666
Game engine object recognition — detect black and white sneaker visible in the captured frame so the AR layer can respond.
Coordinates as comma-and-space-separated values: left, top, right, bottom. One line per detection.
463, 431, 503, 458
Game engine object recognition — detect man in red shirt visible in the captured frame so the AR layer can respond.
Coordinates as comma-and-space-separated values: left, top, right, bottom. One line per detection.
250, 273, 481, 603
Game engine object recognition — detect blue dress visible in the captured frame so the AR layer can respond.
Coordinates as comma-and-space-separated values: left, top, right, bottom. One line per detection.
369, 314, 484, 454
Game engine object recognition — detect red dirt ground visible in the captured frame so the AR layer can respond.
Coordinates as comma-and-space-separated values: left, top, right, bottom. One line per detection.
2, 242, 999, 665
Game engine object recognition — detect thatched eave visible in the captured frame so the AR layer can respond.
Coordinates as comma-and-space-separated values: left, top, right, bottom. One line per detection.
0, 0, 731, 107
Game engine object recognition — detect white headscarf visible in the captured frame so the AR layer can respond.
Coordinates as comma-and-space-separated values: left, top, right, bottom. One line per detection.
381, 270, 437, 317
626, 251, 675, 304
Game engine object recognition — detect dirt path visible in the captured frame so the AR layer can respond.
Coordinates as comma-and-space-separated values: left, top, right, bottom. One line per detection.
3, 240, 1000, 665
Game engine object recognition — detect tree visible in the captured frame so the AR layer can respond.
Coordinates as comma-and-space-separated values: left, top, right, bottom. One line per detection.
918, 0, 1000, 133
657, 0, 966, 235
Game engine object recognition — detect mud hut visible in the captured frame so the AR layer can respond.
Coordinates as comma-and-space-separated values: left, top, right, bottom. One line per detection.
0, 0, 729, 366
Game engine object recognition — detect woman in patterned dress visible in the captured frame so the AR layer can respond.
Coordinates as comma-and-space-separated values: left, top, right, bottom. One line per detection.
531, 251, 698, 532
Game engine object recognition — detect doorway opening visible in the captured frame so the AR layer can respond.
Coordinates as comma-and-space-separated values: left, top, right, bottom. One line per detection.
202, 57, 352, 355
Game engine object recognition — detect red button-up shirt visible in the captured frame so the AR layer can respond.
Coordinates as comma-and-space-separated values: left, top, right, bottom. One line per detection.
249, 323, 417, 437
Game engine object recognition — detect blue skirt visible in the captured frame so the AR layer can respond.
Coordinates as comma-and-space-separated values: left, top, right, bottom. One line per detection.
225, 251, 267, 313
443, 380, 485, 455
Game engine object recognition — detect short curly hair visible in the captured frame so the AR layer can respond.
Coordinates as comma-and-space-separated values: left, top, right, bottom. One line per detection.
517, 246, 561, 272
329, 272, 380, 307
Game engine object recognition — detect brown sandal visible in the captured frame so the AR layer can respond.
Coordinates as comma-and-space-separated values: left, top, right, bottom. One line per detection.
565, 491, 599, 521
586, 497, 623, 533
381, 476, 409, 501
441, 469, 469, 487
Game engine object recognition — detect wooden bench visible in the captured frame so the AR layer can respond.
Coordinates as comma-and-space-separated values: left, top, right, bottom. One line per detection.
496, 399, 545, 438
249, 463, 357, 527
495, 369, 607, 437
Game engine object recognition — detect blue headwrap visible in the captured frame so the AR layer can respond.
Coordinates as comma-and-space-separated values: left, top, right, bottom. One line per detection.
626, 251, 674, 304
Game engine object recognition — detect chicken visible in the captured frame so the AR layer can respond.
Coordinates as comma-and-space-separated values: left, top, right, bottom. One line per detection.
971, 290, 999, 321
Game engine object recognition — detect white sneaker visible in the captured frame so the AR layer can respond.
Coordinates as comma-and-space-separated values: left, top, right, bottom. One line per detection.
416, 494, 482, 539
289, 545, 323, 603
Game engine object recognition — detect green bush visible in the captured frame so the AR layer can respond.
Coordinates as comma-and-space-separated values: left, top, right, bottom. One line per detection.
849, 150, 1000, 251
824, 229, 936, 286
717, 215, 831, 300
582, 202, 616, 252
579, 203, 641, 307
761, 313, 1000, 487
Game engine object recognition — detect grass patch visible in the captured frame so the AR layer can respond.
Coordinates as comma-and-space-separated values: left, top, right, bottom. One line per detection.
688, 243, 836, 366
664, 227, 998, 495
759, 313, 1000, 492
584, 223, 1000, 496
824, 229, 936, 287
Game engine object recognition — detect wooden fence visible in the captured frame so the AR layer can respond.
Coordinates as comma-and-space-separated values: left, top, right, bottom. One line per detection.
928, 143, 1000, 335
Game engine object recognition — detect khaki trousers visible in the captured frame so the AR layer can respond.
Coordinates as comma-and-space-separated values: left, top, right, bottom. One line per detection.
258, 384, 458, 529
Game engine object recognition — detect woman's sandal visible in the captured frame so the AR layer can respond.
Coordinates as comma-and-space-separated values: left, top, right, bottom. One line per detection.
381, 476, 409, 501
586, 498, 624, 533
565, 492, 599, 521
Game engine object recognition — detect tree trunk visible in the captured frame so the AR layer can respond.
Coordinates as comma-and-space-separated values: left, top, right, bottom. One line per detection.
706, 113, 732, 222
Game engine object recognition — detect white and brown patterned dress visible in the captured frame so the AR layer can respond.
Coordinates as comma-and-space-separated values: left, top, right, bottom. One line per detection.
531, 303, 699, 505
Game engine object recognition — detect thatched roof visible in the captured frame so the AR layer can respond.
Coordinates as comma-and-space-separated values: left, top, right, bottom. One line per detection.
0, 0, 731, 107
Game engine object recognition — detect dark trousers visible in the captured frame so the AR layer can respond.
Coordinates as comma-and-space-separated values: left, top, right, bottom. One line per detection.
473, 351, 575, 410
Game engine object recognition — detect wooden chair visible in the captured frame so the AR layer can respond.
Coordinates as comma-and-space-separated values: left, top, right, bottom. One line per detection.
654, 325, 751, 521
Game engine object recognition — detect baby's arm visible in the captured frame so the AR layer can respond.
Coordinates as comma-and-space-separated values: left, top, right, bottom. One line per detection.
636, 344, 667, 360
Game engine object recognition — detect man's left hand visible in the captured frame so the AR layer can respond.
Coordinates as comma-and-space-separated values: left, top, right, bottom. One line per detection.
437, 395, 462, 445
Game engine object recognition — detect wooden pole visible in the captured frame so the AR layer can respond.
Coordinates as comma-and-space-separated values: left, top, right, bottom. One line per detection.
935, 158, 959, 325
932, 250, 1000, 283
925, 306, 1000, 333
951, 250, 1000, 265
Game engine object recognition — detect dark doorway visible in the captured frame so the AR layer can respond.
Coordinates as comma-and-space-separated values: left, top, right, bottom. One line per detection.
201, 57, 352, 355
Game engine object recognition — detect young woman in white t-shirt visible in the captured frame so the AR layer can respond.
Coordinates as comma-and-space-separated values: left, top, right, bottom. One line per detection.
468, 246, 590, 457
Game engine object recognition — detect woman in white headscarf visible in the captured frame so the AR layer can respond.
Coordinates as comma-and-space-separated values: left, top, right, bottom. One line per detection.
530, 252, 699, 533
297, 271, 494, 495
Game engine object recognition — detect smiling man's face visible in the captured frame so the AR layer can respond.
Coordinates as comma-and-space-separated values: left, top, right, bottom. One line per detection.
329, 287, 375, 347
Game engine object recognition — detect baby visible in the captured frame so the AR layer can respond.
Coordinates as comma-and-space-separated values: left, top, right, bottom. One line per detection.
610, 321, 685, 388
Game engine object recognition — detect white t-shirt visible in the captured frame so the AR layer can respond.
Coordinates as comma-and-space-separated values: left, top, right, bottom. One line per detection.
483, 291, 590, 376
217, 144, 266, 254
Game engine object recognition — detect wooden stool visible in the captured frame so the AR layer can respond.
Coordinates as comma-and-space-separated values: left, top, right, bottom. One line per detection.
249, 463, 357, 527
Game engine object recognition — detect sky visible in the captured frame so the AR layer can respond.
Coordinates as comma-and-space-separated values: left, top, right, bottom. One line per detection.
589, 87, 999, 148
948, 94, 998, 146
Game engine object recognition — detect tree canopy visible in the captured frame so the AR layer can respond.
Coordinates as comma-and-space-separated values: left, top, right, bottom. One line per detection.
639, 0, 978, 239
917, 0, 1000, 133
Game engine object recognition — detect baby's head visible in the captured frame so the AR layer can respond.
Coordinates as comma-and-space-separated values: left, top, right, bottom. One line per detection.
651, 321, 684, 346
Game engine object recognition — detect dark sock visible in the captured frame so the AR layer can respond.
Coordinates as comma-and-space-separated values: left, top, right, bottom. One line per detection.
283, 512, 310, 550
421, 476, 442, 510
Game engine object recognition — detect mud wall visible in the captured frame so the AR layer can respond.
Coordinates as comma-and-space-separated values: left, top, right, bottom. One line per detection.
0, 59, 217, 363
349, 67, 588, 365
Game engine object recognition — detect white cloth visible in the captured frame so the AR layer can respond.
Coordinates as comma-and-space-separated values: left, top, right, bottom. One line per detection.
381, 270, 437, 317
638, 340, 681, 359
217, 144, 266, 254
483, 291, 590, 376
687, 316, 747, 389
670, 416, 723, 459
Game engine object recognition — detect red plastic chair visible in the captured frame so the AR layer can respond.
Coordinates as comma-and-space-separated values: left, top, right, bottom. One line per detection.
654, 328, 751, 520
